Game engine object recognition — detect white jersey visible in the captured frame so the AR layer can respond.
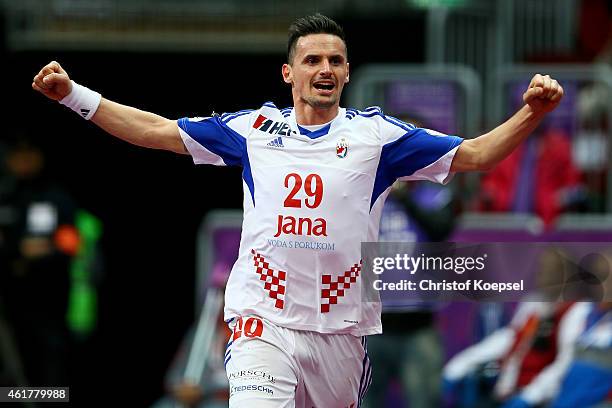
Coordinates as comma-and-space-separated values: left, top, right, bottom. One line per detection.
178, 103, 463, 336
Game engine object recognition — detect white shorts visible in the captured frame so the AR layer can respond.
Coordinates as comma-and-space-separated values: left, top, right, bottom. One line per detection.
224, 315, 372, 408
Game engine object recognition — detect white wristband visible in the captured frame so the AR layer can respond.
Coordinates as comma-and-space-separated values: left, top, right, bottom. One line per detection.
59, 80, 102, 120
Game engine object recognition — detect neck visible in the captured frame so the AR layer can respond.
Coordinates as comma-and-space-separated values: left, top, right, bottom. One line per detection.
293, 99, 339, 126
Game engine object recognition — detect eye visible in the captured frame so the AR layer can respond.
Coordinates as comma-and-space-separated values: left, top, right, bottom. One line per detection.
305, 56, 319, 64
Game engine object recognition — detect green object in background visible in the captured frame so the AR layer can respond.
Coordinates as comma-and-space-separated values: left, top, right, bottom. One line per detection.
66, 210, 103, 337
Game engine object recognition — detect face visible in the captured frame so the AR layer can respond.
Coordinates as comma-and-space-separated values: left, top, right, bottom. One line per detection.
282, 33, 349, 110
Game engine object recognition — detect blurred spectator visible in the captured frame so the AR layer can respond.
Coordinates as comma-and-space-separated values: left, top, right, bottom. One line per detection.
153, 261, 231, 408
567, 0, 611, 211
551, 253, 612, 408
574, 76, 610, 212
550, 302, 612, 408
572, 104, 608, 212
477, 124, 586, 227
442, 249, 584, 408
0, 304, 28, 388
551, 302, 612, 408
577, 0, 612, 62
0, 136, 79, 386
364, 178, 458, 408
152, 307, 230, 408
364, 112, 459, 408
64, 209, 103, 341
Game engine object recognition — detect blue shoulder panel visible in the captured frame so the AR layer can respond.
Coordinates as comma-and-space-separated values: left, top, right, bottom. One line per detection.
370, 129, 463, 210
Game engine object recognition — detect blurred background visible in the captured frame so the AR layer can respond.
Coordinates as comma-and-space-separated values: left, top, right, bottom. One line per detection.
0, 0, 611, 406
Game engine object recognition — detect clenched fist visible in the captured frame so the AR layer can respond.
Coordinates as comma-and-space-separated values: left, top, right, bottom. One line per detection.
523, 73, 564, 114
31, 61, 72, 101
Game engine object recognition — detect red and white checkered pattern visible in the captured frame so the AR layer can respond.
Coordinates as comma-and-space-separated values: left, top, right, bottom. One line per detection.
320, 261, 362, 313
252, 249, 286, 309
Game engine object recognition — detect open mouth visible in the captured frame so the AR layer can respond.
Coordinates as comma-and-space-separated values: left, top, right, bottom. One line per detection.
313, 82, 335, 91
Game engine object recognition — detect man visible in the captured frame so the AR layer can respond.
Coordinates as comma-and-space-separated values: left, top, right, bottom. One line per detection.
442, 301, 582, 408
442, 248, 588, 408
477, 123, 584, 227
551, 254, 612, 408
364, 180, 454, 408
550, 302, 612, 408
32, 14, 563, 408
365, 116, 458, 408
0, 137, 78, 387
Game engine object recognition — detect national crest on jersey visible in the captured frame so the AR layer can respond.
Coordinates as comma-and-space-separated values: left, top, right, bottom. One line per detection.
177, 102, 463, 336
336, 137, 349, 158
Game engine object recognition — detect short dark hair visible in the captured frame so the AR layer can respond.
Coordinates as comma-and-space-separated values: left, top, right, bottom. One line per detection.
287, 14, 346, 63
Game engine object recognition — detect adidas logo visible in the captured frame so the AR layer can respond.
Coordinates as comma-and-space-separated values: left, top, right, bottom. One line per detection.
80, 108, 90, 118
266, 136, 284, 148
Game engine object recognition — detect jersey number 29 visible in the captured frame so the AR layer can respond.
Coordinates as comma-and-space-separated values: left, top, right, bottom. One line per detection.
284, 173, 323, 209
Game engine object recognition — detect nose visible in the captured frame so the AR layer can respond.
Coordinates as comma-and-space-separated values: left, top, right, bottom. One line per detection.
320, 59, 332, 76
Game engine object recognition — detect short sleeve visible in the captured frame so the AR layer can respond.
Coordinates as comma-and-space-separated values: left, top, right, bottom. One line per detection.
177, 110, 253, 166
378, 115, 463, 184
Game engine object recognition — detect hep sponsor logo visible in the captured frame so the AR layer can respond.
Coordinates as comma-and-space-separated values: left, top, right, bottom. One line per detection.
253, 114, 292, 136
228, 369, 276, 384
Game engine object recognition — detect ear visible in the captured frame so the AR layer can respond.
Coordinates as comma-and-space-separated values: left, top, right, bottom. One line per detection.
282, 64, 293, 84
345, 62, 350, 83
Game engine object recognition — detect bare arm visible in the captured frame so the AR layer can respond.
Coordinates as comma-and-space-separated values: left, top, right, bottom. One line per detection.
32, 61, 187, 154
91, 99, 187, 154
451, 74, 564, 172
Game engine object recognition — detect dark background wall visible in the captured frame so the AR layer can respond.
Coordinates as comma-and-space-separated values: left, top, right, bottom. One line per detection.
5, 14, 425, 406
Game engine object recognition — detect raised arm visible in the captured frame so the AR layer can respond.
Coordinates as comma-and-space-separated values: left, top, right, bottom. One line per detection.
32, 61, 187, 154
451, 74, 564, 172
